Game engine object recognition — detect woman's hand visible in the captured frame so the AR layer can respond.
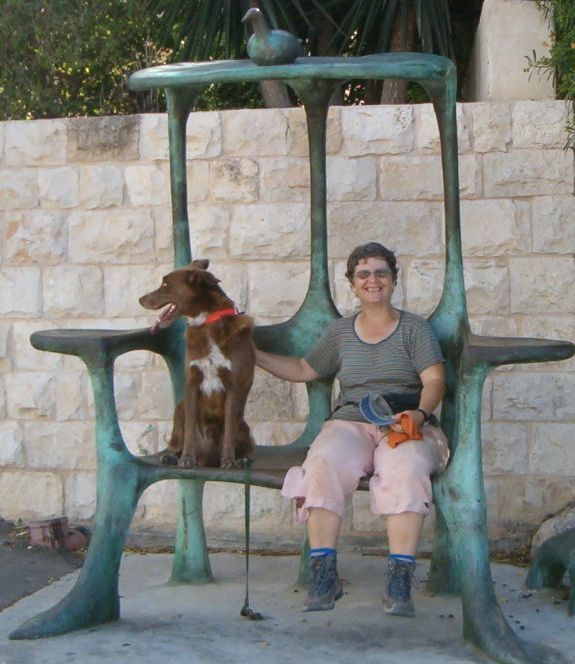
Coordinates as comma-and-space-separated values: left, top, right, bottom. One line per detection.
390, 409, 425, 432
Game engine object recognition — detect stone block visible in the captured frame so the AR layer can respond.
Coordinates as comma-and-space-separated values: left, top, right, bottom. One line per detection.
403, 259, 444, 317
69, 209, 155, 264
185, 161, 210, 203
205, 261, 248, 311
209, 158, 258, 203
287, 106, 342, 157
0, 123, 4, 163
247, 262, 309, 321
120, 421, 159, 456
466, 102, 512, 153
3, 210, 67, 264
0, 471, 63, 520
56, 372, 91, 421
4, 372, 56, 419
259, 158, 310, 202
104, 264, 166, 317
0, 169, 38, 209
37, 167, 79, 209
328, 201, 443, 259
327, 156, 377, 201
351, 491, 384, 532
222, 108, 289, 156
341, 105, 415, 156
469, 315, 518, 338
0, 321, 12, 372
512, 101, 571, 149
0, 268, 41, 317
24, 421, 96, 470
482, 422, 529, 474
291, 381, 310, 422
380, 154, 481, 200
461, 199, 529, 256
464, 0, 554, 101
125, 163, 170, 207
532, 196, 575, 253
151, 207, 175, 263
0, 421, 24, 466
138, 480, 178, 525
229, 203, 309, 259
185, 205, 230, 259
483, 150, 573, 197
43, 266, 104, 317
12, 321, 64, 371
139, 371, 173, 420
250, 421, 306, 447
510, 257, 575, 314
463, 259, 510, 315
493, 372, 575, 421
79, 164, 124, 209
67, 116, 140, 162
113, 371, 142, 421
529, 424, 575, 477
65, 472, 97, 521
141, 113, 221, 160
245, 369, 296, 422
5, 119, 67, 165
115, 350, 156, 372
203, 483, 288, 527
415, 103, 471, 153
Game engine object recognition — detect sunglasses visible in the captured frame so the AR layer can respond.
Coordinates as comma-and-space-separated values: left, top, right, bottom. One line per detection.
353, 268, 392, 280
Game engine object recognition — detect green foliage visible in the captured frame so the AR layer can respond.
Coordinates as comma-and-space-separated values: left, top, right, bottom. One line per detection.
0, 0, 169, 120
528, 1, 575, 146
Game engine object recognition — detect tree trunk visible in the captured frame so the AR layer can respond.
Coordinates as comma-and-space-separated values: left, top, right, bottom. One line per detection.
259, 80, 292, 108
380, 9, 416, 104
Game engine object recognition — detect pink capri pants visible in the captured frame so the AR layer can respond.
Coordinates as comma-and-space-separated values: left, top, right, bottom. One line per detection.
281, 419, 450, 523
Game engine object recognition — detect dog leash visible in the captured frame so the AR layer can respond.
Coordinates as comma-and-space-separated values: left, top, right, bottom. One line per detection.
240, 459, 263, 621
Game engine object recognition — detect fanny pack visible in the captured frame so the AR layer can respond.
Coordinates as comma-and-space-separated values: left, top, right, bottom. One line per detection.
330, 392, 420, 425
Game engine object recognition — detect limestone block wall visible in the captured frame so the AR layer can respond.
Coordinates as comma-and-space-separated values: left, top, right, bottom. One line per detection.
0, 101, 573, 552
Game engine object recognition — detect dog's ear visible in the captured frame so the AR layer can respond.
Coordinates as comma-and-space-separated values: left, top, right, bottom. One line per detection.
191, 259, 209, 270
188, 269, 220, 288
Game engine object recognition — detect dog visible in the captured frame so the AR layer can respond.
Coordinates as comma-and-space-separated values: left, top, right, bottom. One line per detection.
139, 259, 255, 469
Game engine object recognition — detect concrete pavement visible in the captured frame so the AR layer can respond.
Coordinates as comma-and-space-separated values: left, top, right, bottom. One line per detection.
1, 552, 573, 663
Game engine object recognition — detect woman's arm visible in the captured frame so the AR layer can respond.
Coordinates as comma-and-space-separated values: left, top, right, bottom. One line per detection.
392, 363, 446, 429
255, 348, 320, 383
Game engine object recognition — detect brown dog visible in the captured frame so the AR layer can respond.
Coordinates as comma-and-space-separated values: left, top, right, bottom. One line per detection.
139, 260, 255, 468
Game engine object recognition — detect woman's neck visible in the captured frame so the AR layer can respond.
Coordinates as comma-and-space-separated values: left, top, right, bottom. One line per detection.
355, 305, 400, 343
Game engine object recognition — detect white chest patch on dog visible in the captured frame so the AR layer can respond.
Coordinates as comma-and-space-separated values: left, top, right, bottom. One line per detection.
186, 314, 207, 327
189, 339, 232, 396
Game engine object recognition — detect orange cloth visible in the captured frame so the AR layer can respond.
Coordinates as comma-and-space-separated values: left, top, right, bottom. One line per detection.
387, 413, 423, 449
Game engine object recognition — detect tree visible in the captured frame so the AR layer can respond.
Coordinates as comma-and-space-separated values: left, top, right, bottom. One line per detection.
150, 0, 457, 106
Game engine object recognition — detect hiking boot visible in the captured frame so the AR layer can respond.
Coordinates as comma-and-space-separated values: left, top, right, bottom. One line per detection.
305, 554, 343, 611
382, 557, 416, 617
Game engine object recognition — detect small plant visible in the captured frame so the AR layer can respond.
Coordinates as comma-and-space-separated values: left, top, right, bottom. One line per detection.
526, 1, 575, 147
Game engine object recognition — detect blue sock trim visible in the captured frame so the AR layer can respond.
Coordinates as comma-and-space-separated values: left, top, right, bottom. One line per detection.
389, 553, 416, 564
310, 547, 337, 558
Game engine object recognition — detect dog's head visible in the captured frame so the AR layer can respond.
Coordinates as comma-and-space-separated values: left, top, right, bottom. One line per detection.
139, 260, 224, 331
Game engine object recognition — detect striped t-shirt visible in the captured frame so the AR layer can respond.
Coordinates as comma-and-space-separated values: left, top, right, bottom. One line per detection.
306, 310, 444, 423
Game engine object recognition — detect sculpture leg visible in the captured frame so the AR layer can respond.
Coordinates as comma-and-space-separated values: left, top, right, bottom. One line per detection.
10, 458, 142, 639
437, 369, 565, 663
170, 479, 213, 584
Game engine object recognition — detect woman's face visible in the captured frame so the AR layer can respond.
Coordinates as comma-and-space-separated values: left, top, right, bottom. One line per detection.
350, 256, 395, 307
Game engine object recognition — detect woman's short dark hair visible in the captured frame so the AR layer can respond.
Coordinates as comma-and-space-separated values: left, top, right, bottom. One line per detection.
345, 242, 398, 283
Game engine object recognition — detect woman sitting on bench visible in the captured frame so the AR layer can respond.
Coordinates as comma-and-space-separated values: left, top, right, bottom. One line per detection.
255, 242, 449, 616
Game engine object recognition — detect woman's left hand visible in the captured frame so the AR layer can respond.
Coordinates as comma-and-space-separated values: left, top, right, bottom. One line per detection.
390, 409, 425, 432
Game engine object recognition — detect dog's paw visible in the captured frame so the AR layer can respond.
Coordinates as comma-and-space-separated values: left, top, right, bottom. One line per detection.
221, 456, 250, 469
160, 451, 180, 465
178, 454, 198, 468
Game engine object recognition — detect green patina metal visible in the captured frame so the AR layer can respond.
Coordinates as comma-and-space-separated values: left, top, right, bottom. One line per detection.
10, 53, 574, 663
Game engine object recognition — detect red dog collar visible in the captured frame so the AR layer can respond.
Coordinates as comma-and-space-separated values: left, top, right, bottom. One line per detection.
204, 307, 239, 325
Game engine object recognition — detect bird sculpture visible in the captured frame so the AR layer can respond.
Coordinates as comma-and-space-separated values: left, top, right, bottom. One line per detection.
242, 7, 303, 66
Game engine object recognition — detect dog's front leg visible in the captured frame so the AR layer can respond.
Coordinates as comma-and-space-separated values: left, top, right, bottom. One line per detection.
221, 391, 238, 468
180, 371, 203, 468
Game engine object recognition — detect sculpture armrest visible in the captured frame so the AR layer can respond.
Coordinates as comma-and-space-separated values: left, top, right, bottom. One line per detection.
30, 326, 180, 366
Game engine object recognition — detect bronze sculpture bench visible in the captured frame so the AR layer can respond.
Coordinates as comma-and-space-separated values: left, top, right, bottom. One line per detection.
10, 53, 574, 663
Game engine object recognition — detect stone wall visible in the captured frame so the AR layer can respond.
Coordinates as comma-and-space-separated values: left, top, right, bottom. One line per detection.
0, 101, 573, 552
